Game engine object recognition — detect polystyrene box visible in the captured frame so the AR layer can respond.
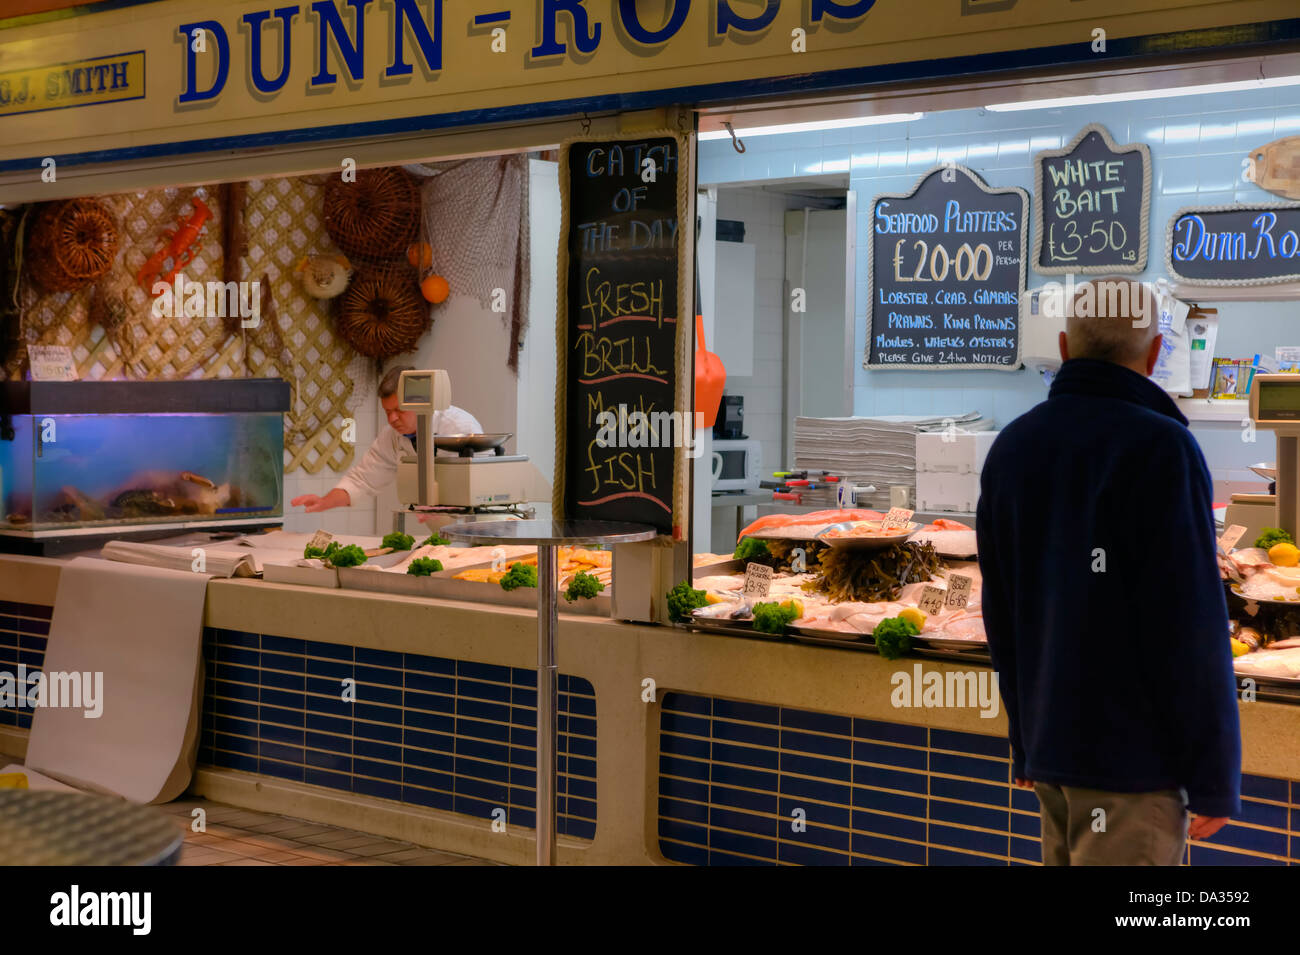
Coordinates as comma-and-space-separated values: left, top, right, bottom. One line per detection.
915, 471, 981, 513
915, 431, 999, 475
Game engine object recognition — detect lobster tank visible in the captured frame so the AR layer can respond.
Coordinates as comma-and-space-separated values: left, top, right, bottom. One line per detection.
0, 378, 289, 555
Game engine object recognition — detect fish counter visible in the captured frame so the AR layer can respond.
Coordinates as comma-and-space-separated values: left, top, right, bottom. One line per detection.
4, 549, 1300, 866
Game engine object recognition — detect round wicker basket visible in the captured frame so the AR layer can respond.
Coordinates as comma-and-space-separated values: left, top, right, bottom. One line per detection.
335, 265, 429, 357
322, 168, 420, 262
27, 199, 120, 293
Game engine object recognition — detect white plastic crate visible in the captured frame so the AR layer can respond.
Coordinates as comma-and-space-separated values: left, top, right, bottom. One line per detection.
915, 431, 999, 475
915, 471, 981, 513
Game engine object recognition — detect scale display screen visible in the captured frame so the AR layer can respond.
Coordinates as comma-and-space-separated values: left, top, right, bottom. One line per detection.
1256, 378, 1300, 421
400, 373, 432, 409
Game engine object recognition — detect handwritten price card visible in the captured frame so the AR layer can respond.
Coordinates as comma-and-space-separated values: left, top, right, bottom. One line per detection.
1034, 124, 1150, 274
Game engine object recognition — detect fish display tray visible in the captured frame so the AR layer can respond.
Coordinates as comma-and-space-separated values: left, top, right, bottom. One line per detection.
692, 558, 745, 578
336, 559, 610, 616
686, 611, 785, 641
263, 562, 339, 589
816, 521, 920, 551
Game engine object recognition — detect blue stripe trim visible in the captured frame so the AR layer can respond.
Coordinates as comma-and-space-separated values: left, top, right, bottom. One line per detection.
472, 12, 511, 26
2, 17, 1297, 172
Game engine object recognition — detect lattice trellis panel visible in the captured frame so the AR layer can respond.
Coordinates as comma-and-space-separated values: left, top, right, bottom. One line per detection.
17, 178, 373, 476
21, 187, 232, 380
242, 176, 369, 475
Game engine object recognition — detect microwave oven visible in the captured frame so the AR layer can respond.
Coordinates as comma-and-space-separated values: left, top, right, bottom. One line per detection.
711, 438, 762, 492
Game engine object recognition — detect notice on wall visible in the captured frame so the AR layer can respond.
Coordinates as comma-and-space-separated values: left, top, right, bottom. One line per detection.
1166, 204, 1300, 285
866, 165, 1028, 370
1033, 123, 1151, 274
553, 133, 692, 538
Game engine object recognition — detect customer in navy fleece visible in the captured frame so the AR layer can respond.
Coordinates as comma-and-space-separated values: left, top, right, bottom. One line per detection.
976, 278, 1240, 865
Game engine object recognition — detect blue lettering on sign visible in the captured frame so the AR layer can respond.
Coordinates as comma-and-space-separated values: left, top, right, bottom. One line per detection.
619, 0, 690, 45
811, 0, 876, 22
311, 0, 369, 88
385, 0, 443, 77
178, 20, 230, 103
242, 7, 297, 95
716, 0, 781, 35
1171, 212, 1300, 263
532, 0, 602, 57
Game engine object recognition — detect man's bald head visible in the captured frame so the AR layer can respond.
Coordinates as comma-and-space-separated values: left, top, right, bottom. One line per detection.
1063, 278, 1159, 371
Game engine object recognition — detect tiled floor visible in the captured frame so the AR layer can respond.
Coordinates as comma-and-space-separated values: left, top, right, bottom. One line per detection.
160, 797, 501, 866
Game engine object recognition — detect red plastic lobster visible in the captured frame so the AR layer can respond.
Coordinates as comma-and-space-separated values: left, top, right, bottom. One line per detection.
137, 196, 213, 294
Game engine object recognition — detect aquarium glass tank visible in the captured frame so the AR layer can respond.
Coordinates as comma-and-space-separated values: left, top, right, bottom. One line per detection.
0, 412, 283, 531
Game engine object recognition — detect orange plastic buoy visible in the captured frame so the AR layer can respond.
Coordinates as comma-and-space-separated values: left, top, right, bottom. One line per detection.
407, 242, 433, 270
694, 313, 726, 428
420, 273, 450, 303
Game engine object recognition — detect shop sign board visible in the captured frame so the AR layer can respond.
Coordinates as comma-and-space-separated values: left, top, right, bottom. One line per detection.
1166, 203, 1300, 285
1033, 123, 1151, 274
0, 1, 1297, 168
866, 165, 1028, 370
553, 132, 692, 539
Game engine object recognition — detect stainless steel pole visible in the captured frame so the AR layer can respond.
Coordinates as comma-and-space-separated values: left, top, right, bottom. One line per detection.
536, 543, 558, 866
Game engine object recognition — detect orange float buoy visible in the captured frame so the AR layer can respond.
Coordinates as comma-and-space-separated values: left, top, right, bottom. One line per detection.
420, 273, 450, 303
407, 242, 433, 270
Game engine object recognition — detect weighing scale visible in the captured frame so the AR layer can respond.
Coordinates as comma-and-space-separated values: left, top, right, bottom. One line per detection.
1225, 374, 1300, 543
393, 369, 543, 510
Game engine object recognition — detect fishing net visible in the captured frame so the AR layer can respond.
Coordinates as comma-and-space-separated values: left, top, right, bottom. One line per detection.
408, 155, 530, 372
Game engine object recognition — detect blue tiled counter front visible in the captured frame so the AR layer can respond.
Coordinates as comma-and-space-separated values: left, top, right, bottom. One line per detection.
5, 560, 1300, 866
201, 628, 597, 840
657, 692, 1300, 866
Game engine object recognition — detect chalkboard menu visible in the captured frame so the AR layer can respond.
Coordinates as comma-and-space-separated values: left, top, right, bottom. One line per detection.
1166, 203, 1300, 286
554, 133, 691, 537
1033, 124, 1150, 274
866, 165, 1027, 370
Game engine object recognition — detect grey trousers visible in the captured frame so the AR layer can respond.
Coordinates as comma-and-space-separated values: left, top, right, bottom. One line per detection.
1034, 782, 1188, 866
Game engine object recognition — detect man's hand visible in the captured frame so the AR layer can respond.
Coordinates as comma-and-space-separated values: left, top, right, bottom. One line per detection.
1013, 777, 1034, 789
291, 489, 350, 513
1188, 815, 1229, 841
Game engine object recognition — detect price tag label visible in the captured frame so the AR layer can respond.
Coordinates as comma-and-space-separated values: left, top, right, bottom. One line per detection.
307, 530, 333, 553
743, 562, 773, 599
882, 507, 915, 530
918, 585, 946, 616
27, 345, 77, 381
945, 574, 973, 609
1218, 524, 1247, 552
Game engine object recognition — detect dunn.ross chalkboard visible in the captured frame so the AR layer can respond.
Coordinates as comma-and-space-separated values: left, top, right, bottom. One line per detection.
866, 165, 1028, 370
1166, 203, 1300, 286
553, 133, 692, 538
1034, 123, 1151, 274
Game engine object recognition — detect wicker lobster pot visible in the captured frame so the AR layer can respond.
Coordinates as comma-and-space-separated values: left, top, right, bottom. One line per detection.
322, 168, 421, 263
26, 199, 120, 293
335, 264, 429, 358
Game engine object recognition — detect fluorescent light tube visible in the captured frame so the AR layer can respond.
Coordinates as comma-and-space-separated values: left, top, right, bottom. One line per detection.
986, 75, 1300, 112
699, 112, 923, 140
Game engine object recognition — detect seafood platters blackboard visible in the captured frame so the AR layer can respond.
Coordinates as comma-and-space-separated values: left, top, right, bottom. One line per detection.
866, 165, 1028, 370
553, 132, 693, 539
1165, 202, 1300, 286
1033, 123, 1151, 274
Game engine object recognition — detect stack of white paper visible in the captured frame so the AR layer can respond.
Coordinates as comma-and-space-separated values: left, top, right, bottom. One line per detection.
793, 413, 988, 509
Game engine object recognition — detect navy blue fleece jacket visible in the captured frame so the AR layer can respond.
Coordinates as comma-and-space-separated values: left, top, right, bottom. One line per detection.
976, 358, 1241, 818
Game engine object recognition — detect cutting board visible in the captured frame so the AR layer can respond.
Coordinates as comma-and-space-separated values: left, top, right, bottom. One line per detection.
1245, 136, 1300, 200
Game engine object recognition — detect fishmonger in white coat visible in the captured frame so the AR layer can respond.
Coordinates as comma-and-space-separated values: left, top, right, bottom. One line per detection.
291, 365, 482, 513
